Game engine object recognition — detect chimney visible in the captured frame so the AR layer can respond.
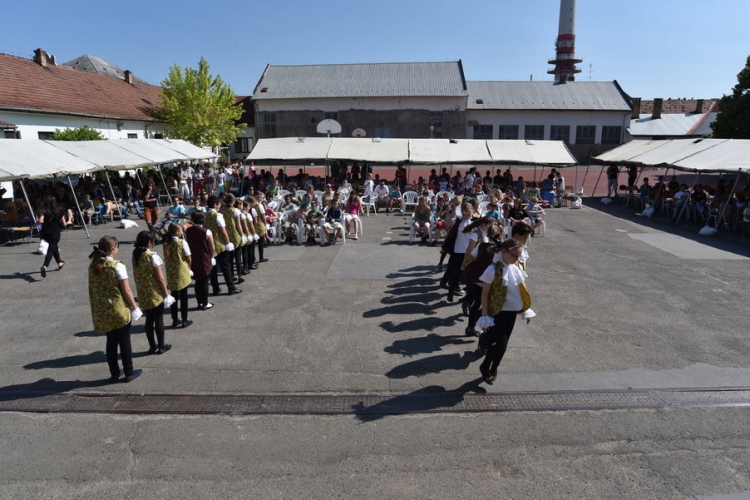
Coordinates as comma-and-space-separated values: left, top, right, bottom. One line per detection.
33, 48, 55, 68
124, 70, 133, 85
694, 99, 704, 114
652, 98, 663, 119
631, 98, 641, 119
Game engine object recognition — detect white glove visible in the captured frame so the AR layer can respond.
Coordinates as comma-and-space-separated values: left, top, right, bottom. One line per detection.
253, 233, 260, 242
163, 295, 176, 308
522, 309, 537, 320
211, 258, 217, 267
225, 242, 235, 252
476, 316, 495, 330
241, 235, 248, 245
189, 270, 194, 277
131, 307, 143, 321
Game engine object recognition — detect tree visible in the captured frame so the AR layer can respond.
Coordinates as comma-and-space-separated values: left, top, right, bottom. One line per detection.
159, 57, 246, 148
711, 55, 750, 139
50, 125, 106, 141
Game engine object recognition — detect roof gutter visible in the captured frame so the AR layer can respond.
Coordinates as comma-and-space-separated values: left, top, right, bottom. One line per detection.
0, 106, 162, 123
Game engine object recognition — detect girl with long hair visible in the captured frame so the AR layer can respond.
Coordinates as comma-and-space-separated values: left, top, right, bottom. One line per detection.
38, 195, 67, 278
344, 191, 362, 240
163, 223, 193, 329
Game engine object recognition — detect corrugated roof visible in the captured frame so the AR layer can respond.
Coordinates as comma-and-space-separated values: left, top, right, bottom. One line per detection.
0, 53, 162, 121
252, 61, 467, 100
628, 113, 718, 137
466, 81, 632, 111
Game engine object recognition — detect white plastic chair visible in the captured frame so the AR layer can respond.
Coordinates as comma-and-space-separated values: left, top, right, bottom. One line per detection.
401, 191, 419, 217
409, 214, 435, 243
361, 194, 377, 217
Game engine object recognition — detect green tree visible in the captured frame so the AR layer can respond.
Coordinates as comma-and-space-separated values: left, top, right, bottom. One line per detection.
711, 55, 750, 139
50, 125, 106, 141
159, 57, 245, 148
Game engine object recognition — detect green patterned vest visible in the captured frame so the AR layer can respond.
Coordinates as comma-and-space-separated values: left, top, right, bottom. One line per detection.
461, 229, 484, 270
221, 206, 242, 247
204, 209, 225, 256
165, 239, 192, 291
133, 252, 163, 310
254, 209, 266, 237
487, 262, 531, 317
89, 259, 130, 334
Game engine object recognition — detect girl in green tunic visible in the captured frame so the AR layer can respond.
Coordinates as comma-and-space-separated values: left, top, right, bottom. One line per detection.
163, 223, 193, 329
132, 231, 172, 354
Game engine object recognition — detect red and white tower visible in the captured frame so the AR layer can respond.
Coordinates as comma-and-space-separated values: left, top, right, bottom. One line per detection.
547, 0, 582, 82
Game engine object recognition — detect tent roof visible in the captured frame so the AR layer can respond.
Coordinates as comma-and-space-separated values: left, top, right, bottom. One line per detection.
595, 138, 750, 173
247, 137, 576, 166
327, 137, 409, 163
0, 139, 217, 182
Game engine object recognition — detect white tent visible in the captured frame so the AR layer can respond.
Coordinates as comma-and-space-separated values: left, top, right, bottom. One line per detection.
153, 139, 216, 162
594, 138, 750, 173
48, 140, 154, 170
327, 137, 409, 163
486, 140, 577, 166
0, 139, 100, 180
247, 137, 577, 166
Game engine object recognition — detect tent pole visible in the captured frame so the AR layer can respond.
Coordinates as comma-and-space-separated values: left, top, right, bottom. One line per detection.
591, 162, 606, 198
674, 171, 698, 223
18, 180, 37, 225
714, 173, 742, 230
156, 165, 172, 206
104, 169, 124, 221
67, 175, 90, 238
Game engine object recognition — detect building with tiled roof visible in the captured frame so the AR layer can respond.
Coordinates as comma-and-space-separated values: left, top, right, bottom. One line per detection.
0, 49, 167, 140
627, 98, 718, 139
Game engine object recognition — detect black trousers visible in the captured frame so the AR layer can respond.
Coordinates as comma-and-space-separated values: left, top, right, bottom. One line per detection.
465, 283, 482, 328
170, 286, 189, 322
247, 241, 257, 266
443, 252, 465, 292
42, 236, 62, 268
480, 310, 518, 376
194, 275, 210, 307
144, 303, 165, 350
210, 250, 235, 292
105, 322, 133, 378
233, 246, 243, 278
257, 236, 265, 261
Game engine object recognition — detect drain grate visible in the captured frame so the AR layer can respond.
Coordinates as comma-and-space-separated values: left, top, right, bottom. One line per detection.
2, 387, 750, 416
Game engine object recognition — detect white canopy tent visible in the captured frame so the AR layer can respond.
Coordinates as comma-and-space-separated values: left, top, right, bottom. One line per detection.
247, 137, 577, 165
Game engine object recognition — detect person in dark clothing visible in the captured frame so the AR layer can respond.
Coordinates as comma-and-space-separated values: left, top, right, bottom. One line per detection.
38, 195, 67, 278
184, 211, 216, 310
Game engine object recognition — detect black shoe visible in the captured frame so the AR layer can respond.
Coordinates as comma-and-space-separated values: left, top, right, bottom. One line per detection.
241, 270, 249, 275
181, 320, 193, 328
228, 288, 243, 295
212, 289, 222, 296
465, 326, 478, 337
259, 258, 269, 263
156, 344, 172, 355
447, 291, 454, 302
40, 267, 47, 278
109, 370, 123, 382
147, 346, 157, 355
479, 364, 492, 384
123, 369, 143, 383
198, 302, 214, 311
250, 263, 259, 270
171, 320, 179, 329
235, 278, 245, 284
439, 282, 448, 290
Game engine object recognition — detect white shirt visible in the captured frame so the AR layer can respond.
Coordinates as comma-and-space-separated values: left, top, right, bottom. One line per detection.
479, 263, 524, 311
363, 179, 375, 195
106, 256, 128, 280
454, 218, 472, 253
375, 185, 389, 197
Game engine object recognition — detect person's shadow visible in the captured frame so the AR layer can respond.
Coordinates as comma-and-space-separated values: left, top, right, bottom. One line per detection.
0, 377, 119, 403
384, 333, 474, 357
385, 349, 482, 379
352, 380, 485, 422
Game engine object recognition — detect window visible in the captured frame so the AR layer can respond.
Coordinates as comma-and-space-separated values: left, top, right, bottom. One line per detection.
575, 125, 596, 145
473, 125, 493, 140
127, 133, 138, 139
374, 127, 391, 138
601, 126, 622, 145
550, 125, 570, 144
234, 137, 252, 153
38, 131, 54, 140
324, 112, 338, 121
153, 133, 164, 139
497, 125, 519, 140
262, 113, 277, 138
4, 130, 19, 139
429, 112, 443, 138
524, 125, 545, 140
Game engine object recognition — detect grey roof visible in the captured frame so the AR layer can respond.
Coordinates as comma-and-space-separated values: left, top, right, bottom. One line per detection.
628, 112, 718, 138
61, 54, 149, 84
252, 61, 467, 100
466, 81, 632, 111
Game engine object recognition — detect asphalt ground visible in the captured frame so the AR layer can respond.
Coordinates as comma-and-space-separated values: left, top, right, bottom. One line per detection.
1, 198, 750, 499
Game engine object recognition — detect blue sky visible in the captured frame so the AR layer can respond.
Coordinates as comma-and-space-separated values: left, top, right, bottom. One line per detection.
4, 0, 748, 100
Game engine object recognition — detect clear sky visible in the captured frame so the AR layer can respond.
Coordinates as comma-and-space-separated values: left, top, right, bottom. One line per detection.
4, 0, 748, 100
